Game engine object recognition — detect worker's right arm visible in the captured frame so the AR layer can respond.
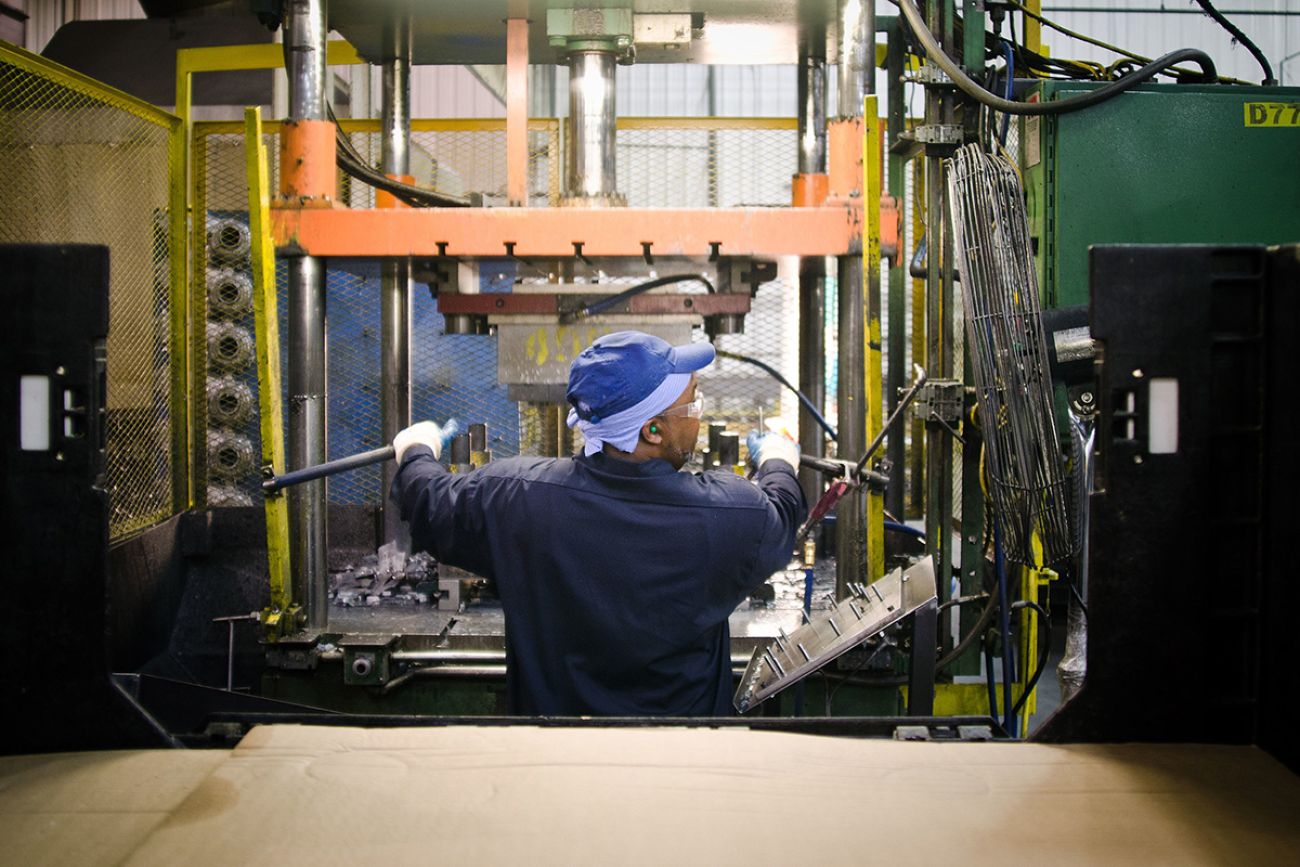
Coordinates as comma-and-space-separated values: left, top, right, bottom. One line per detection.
389, 446, 496, 580
747, 458, 807, 584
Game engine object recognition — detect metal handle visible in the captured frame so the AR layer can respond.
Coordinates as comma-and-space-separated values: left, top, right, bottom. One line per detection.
262, 444, 395, 493
854, 364, 927, 477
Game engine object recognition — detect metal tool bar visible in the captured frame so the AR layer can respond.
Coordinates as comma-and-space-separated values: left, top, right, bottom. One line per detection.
799, 455, 889, 489
390, 649, 760, 668
856, 363, 928, 476
265, 445, 395, 493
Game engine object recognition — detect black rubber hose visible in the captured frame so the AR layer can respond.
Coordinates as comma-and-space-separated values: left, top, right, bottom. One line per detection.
936, 591, 1000, 671
280, 43, 471, 209
335, 142, 471, 208
716, 349, 838, 442
1193, 0, 1276, 85
328, 105, 471, 208
561, 274, 715, 322
896, 0, 1217, 116
1010, 600, 1052, 719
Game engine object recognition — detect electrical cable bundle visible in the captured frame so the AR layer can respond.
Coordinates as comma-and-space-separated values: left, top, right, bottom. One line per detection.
328, 104, 471, 208
895, 0, 1219, 116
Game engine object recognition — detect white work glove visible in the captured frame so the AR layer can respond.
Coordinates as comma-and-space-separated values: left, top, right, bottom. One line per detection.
746, 431, 800, 473
394, 419, 457, 462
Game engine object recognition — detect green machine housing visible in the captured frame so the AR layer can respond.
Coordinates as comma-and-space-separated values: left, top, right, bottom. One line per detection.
1022, 81, 1300, 308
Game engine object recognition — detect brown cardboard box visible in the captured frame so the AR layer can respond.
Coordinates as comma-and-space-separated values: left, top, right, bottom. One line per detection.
2, 726, 1297, 865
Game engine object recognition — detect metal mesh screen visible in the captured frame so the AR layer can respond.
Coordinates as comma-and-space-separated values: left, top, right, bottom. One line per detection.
616, 121, 803, 453
699, 274, 803, 446
617, 121, 796, 208
0, 46, 179, 540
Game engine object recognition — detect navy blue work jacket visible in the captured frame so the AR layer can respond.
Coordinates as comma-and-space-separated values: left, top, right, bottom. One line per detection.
391, 447, 806, 716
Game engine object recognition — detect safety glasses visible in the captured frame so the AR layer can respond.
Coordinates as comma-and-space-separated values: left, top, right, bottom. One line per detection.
657, 391, 705, 419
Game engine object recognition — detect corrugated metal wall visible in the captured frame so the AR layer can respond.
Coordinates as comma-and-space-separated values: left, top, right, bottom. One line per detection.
1040, 1, 1297, 86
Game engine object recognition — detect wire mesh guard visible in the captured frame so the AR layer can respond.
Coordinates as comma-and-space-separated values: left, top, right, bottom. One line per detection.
0, 49, 176, 540
947, 144, 1077, 566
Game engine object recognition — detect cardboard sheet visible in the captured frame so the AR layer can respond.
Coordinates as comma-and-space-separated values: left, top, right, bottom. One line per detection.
1, 727, 1296, 866
0, 749, 228, 867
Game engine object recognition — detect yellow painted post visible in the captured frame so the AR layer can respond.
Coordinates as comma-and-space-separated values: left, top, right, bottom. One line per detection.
245, 107, 296, 636
1024, 0, 1042, 56
864, 97, 885, 582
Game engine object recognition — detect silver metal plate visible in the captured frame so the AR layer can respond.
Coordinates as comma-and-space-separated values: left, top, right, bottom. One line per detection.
733, 557, 938, 713
495, 319, 693, 385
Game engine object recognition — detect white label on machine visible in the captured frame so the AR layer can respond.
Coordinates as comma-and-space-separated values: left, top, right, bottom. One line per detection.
1148, 378, 1179, 455
19, 375, 50, 451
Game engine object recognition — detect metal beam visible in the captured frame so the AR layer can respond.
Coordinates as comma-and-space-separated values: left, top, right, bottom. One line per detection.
380, 13, 412, 552
797, 34, 828, 507
284, 0, 330, 632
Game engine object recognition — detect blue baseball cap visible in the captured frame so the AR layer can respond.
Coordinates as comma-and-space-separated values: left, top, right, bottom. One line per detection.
567, 331, 715, 423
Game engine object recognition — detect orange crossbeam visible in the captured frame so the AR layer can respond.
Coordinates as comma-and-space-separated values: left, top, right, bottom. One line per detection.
271, 206, 860, 258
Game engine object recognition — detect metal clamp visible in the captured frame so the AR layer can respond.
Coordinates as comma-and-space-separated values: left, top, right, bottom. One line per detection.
915, 379, 964, 425
906, 65, 954, 87
911, 124, 963, 145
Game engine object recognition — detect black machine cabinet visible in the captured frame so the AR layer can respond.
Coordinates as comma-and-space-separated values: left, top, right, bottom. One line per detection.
0, 244, 164, 752
1036, 244, 1298, 772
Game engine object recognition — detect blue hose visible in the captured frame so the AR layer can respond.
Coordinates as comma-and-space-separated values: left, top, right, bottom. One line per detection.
999, 41, 1014, 145
717, 350, 837, 441
883, 520, 926, 541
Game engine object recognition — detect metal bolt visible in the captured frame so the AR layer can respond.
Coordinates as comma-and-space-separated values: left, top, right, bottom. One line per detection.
1080, 391, 1094, 405
1132, 369, 1145, 379
55, 366, 66, 375
1133, 454, 1144, 464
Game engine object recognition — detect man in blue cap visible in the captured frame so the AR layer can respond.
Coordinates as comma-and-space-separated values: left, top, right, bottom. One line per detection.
390, 330, 806, 716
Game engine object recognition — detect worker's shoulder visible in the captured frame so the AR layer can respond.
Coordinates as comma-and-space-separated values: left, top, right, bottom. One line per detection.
472, 455, 569, 482
688, 468, 783, 509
